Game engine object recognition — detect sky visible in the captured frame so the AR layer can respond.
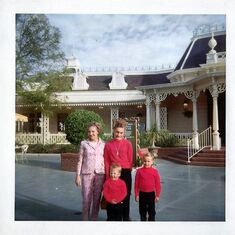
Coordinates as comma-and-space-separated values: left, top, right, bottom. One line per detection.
47, 14, 225, 69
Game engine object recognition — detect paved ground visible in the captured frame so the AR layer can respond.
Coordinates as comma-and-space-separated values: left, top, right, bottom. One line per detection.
15, 154, 225, 221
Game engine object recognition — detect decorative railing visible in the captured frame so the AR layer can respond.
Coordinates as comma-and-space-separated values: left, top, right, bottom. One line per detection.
81, 64, 175, 73
187, 126, 212, 162
16, 132, 194, 146
193, 24, 225, 37
49, 133, 70, 144
16, 133, 42, 144
16, 133, 70, 144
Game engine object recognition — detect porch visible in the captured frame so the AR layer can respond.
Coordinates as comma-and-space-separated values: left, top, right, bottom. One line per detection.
15, 131, 192, 145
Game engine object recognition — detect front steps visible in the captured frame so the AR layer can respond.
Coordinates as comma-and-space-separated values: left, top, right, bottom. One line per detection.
160, 147, 225, 167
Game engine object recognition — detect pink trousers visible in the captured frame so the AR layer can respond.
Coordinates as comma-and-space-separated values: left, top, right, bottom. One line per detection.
81, 173, 105, 221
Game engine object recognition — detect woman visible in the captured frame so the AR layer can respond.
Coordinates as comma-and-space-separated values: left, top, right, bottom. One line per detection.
104, 119, 133, 221
75, 122, 105, 221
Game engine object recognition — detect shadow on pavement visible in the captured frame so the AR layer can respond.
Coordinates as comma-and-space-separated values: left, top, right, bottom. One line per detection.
15, 194, 82, 221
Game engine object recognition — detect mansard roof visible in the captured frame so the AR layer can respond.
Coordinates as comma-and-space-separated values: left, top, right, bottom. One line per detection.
86, 72, 171, 90
175, 33, 226, 71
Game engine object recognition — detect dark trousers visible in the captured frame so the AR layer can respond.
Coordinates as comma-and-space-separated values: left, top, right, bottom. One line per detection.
120, 169, 132, 221
106, 202, 123, 221
139, 191, 156, 221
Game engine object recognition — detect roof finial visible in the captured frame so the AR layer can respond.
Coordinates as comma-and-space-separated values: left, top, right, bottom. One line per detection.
206, 32, 218, 64
208, 32, 217, 54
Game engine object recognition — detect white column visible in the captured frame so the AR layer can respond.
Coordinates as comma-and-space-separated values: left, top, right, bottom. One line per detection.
192, 98, 199, 149
184, 90, 199, 149
151, 103, 156, 128
155, 100, 161, 131
146, 96, 151, 131
209, 81, 221, 150
212, 93, 220, 150
17, 121, 20, 132
42, 114, 50, 144
154, 92, 167, 131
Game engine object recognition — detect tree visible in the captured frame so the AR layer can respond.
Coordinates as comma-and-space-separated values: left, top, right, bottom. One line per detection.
16, 14, 72, 115
64, 110, 105, 145
16, 14, 65, 80
16, 71, 72, 116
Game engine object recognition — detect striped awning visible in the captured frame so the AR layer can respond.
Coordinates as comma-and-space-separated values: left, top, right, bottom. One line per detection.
15, 113, 28, 122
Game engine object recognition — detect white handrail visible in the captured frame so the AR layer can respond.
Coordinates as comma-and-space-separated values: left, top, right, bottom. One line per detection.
187, 126, 212, 162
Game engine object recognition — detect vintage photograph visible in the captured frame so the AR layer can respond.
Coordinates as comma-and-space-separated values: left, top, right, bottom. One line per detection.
15, 13, 225, 221
1, 1, 234, 235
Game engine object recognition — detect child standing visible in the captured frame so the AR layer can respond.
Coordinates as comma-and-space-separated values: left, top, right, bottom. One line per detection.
103, 163, 127, 221
134, 153, 161, 221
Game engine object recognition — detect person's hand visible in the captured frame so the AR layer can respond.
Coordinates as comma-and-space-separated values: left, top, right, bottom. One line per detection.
75, 175, 81, 186
111, 199, 117, 204
155, 197, 160, 202
135, 196, 139, 202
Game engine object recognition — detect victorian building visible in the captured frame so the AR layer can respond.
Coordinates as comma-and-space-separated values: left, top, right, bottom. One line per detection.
16, 25, 226, 155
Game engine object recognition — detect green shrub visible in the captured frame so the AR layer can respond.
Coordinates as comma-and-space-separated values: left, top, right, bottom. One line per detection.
27, 144, 78, 153
60, 144, 78, 153
139, 129, 179, 147
156, 129, 179, 147
64, 109, 105, 145
139, 132, 150, 148
101, 134, 112, 143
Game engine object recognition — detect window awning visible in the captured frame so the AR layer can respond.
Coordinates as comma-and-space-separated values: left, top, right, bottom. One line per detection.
16, 113, 28, 122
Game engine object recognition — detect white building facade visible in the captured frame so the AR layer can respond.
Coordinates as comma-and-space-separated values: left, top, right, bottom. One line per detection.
16, 25, 226, 151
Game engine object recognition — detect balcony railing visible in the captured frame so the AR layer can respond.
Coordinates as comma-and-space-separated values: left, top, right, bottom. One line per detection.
81, 64, 175, 73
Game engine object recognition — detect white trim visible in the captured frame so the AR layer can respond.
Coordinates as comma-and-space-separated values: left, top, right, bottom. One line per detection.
16, 101, 146, 107
180, 38, 197, 70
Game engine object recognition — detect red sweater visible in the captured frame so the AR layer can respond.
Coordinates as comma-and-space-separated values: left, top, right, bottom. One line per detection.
135, 167, 161, 198
103, 178, 127, 204
104, 139, 133, 177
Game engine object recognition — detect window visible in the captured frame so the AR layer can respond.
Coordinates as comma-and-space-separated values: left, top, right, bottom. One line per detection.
57, 113, 68, 132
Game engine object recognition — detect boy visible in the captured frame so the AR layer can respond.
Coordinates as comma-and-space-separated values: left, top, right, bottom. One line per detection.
135, 153, 161, 221
103, 163, 127, 221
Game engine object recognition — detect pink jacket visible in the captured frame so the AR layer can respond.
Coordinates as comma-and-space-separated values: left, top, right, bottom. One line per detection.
76, 139, 105, 175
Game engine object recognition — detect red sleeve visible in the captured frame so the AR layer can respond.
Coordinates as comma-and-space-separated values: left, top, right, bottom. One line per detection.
155, 169, 161, 198
104, 143, 111, 178
103, 180, 113, 203
134, 169, 140, 197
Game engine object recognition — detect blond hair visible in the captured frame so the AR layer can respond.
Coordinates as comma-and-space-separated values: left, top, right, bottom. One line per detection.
110, 163, 122, 174
87, 122, 103, 134
143, 152, 154, 160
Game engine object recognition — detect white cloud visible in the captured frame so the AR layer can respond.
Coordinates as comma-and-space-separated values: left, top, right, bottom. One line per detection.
47, 14, 225, 68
